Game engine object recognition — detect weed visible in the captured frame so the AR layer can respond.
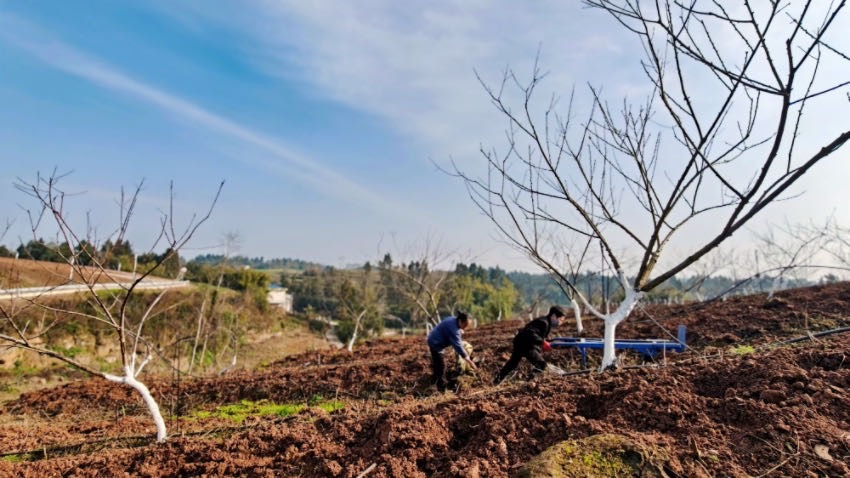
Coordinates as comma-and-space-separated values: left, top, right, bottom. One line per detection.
47, 345, 84, 358
731, 345, 756, 355
93, 356, 120, 373
191, 400, 303, 423
12, 360, 38, 377
1, 453, 31, 463
190, 398, 344, 423
317, 400, 344, 413
0, 382, 17, 393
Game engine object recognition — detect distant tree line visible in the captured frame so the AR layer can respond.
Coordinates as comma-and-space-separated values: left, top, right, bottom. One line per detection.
189, 254, 322, 271
184, 261, 270, 312
11, 240, 829, 314
189, 251, 830, 328
279, 257, 519, 345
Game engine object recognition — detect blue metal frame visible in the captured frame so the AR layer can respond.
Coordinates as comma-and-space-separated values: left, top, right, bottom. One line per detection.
549, 325, 687, 368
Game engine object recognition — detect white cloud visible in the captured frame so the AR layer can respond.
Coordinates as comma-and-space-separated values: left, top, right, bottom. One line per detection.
199, 0, 642, 166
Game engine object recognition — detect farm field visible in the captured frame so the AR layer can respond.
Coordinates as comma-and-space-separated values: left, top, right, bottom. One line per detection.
0, 256, 168, 289
2, 282, 850, 476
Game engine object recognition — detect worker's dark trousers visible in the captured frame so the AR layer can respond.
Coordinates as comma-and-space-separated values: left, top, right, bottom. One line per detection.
429, 345, 447, 391
494, 334, 546, 384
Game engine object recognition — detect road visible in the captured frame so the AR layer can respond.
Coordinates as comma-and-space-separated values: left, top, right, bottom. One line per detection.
0, 280, 190, 300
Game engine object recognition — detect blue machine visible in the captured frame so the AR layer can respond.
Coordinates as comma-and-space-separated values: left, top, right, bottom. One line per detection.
550, 325, 687, 368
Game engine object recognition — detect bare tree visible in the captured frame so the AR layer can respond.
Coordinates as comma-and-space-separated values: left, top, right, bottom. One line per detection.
0, 218, 11, 242
552, 237, 594, 333
189, 230, 242, 375
753, 219, 830, 299
377, 234, 464, 329
823, 217, 850, 274
344, 309, 365, 352
0, 172, 223, 442
452, 1, 850, 370
703, 220, 850, 302
337, 264, 384, 352
678, 245, 738, 301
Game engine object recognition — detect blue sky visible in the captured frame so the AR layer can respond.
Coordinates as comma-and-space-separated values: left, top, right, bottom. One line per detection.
1, 2, 848, 273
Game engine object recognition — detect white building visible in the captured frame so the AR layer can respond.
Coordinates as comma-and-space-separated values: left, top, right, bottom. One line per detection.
267, 287, 293, 313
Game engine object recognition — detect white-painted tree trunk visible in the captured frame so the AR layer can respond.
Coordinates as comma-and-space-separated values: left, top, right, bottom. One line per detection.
767, 275, 783, 300
346, 323, 359, 352
600, 318, 620, 370
598, 286, 643, 371
105, 366, 167, 442
569, 296, 583, 334
347, 310, 368, 352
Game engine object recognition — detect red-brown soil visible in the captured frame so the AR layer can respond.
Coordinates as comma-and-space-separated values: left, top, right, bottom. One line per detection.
2, 283, 850, 477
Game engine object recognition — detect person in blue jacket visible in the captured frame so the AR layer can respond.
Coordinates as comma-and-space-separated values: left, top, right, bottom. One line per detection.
427, 311, 477, 392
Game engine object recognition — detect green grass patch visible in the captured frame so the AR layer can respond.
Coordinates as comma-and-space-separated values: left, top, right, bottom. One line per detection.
191, 398, 344, 423
0, 381, 19, 393
731, 344, 756, 355
2, 453, 31, 463
316, 400, 345, 413
93, 356, 120, 373
11, 360, 39, 378
46, 345, 84, 358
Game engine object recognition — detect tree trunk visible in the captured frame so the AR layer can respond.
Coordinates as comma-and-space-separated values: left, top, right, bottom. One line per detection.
599, 287, 642, 371
569, 296, 583, 334
189, 299, 206, 375
600, 318, 619, 370
346, 324, 359, 352
346, 310, 368, 352
105, 367, 167, 442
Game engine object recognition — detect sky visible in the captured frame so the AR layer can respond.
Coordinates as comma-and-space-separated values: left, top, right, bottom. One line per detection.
1, 1, 848, 274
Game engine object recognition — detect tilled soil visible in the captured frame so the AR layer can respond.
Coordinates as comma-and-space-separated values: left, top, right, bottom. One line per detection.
2, 283, 850, 477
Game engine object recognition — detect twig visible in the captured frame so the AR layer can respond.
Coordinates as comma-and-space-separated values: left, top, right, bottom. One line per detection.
750, 431, 799, 478
356, 463, 377, 478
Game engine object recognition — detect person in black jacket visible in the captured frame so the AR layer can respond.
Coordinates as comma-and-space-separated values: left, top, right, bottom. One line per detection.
493, 305, 565, 385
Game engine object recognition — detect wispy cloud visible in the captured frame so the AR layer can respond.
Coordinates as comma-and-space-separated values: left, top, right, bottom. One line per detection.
154, 1, 640, 167
257, 2, 586, 162
0, 13, 408, 218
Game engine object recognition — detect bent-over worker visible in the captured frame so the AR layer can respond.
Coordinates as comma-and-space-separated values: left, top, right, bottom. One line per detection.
426, 311, 477, 392
493, 305, 565, 385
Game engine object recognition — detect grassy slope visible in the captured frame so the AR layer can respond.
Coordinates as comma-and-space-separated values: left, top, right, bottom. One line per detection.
0, 258, 333, 402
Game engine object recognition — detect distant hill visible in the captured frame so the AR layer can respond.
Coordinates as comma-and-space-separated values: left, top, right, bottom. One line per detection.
0, 257, 168, 289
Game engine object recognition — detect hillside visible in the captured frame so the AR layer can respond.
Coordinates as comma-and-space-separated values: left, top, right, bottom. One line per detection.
0, 257, 168, 289
0, 256, 331, 403
2, 282, 850, 476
